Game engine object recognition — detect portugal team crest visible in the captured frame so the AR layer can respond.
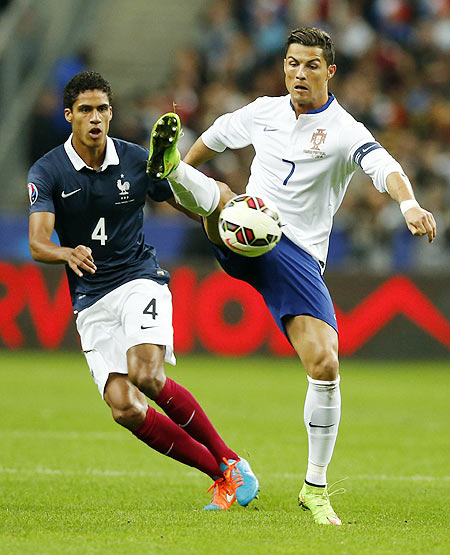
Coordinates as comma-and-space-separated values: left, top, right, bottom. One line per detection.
27, 182, 38, 205
303, 128, 327, 159
310, 128, 327, 150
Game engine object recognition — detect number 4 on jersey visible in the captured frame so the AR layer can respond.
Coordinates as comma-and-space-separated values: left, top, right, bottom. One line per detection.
91, 217, 108, 245
144, 298, 158, 319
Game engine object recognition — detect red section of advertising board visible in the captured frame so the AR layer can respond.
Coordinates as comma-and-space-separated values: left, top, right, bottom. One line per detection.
336, 276, 450, 355
0, 263, 449, 354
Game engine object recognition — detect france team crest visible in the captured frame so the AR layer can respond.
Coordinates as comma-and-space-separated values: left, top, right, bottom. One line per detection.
27, 182, 38, 205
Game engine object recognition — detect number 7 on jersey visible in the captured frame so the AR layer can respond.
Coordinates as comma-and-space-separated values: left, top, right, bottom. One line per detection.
282, 159, 295, 186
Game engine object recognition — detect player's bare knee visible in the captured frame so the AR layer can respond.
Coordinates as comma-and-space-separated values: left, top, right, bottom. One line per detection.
128, 358, 165, 398
204, 182, 236, 246
308, 352, 339, 381
216, 181, 236, 211
130, 370, 165, 399
111, 401, 146, 430
127, 346, 166, 398
128, 354, 166, 398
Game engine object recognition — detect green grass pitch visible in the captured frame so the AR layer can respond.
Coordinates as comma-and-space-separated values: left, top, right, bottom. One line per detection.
0, 351, 449, 554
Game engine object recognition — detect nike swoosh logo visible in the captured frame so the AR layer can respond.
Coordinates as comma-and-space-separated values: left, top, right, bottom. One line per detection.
61, 188, 81, 198
179, 410, 195, 428
263, 126, 278, 132
141, 325, 156, 330
308, 422, 334, 428
164, 442, 174, 456
226, 493, 235, 503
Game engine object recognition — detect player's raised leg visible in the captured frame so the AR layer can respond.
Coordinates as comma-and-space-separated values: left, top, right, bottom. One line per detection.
146, 113, 232, 226
285, 315, 342, 525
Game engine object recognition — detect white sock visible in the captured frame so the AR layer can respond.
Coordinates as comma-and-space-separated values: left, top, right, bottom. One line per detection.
168, 161, 220, 217
304, 375, 341, 486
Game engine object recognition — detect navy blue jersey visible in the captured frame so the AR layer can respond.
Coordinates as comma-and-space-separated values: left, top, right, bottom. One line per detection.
28, 136, 174, 312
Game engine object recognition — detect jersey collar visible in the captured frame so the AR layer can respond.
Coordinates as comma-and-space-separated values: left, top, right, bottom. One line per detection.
64, 135, 119, 171
289, 93, 335, 115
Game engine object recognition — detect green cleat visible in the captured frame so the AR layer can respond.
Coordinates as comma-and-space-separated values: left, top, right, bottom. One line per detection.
298, 482, 342, 525
146, 112, 181, 178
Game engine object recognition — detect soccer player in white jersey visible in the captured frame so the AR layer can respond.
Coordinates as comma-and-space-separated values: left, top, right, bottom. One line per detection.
146, 27, 436, 525
27, 71, 260, 512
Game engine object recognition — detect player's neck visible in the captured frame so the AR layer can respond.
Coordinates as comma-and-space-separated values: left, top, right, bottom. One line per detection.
292, 91, 330, 118
71, 136, 107, 171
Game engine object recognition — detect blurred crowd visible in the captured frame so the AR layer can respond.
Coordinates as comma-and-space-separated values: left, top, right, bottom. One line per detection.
29, 0, 450, 271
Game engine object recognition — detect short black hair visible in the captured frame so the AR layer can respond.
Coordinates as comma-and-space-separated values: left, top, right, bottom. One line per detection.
286, 27, 335, 66
63, 71, 112, 109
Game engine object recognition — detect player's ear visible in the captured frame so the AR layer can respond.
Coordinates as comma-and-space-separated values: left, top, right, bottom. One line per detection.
64, 108, 73, 124
283, 58, 287, 75
327, 65, 337, 80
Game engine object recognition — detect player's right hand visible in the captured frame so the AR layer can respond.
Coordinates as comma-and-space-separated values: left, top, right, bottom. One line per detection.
68, 245, 97, 277
403, 206, 436, 243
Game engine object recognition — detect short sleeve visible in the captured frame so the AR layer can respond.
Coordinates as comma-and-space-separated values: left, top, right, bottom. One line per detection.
27, 162, 56, 214
341, 121, 403, 194
201, 99, 259, 152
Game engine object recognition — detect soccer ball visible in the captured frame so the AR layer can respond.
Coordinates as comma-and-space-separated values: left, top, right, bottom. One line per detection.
218, 194, 282, 257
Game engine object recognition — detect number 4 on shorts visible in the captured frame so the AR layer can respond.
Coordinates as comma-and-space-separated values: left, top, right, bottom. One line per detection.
143, 298, 158, 319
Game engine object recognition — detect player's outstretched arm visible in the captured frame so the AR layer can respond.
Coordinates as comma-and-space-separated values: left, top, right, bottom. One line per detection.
386, 172, 436, 243
29, 212, 97, 277
184, 137, 219, 168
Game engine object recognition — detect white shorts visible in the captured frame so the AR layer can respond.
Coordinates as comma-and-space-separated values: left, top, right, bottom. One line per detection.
76, 279, 176, 397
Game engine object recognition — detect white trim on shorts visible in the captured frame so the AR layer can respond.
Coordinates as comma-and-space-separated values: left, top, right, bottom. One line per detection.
76, 279, 176, 398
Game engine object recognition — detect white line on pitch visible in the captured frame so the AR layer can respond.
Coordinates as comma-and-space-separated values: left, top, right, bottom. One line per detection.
0, 467, 199, 478
271, 473, 450, 482
0, 430, 130, 441
0, 467, 449, 482
268, 473, 450, 482
354, 474, 450, 482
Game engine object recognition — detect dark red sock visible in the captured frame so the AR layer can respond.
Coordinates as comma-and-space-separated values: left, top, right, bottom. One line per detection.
155, 378, 238, 464
133, 406, 222, 479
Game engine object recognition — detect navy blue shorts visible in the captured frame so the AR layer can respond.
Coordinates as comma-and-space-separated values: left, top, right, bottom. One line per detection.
211, 234, 338, 337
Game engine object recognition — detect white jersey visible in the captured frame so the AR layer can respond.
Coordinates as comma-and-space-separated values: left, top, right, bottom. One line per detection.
202, 94, 404, 266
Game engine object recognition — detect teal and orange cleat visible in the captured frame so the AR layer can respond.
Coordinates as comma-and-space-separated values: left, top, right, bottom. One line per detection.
220, 457, 259, 507
298, 482, 342, 525
146, 112, 181, 179
203, 474, 236, 511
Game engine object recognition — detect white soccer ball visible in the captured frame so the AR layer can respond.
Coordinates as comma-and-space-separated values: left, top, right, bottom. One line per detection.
218, 194, 282, 257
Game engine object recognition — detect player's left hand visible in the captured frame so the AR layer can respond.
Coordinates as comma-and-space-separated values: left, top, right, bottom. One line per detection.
403, 206, 436, 243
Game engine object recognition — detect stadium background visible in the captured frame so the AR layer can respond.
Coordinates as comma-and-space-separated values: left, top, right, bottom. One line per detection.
1, 3, 450, 554
0, 0, 449, 357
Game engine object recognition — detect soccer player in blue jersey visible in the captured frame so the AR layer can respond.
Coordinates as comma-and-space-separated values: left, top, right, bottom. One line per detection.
147, 28, 437, 524
27, 71, 259, 511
